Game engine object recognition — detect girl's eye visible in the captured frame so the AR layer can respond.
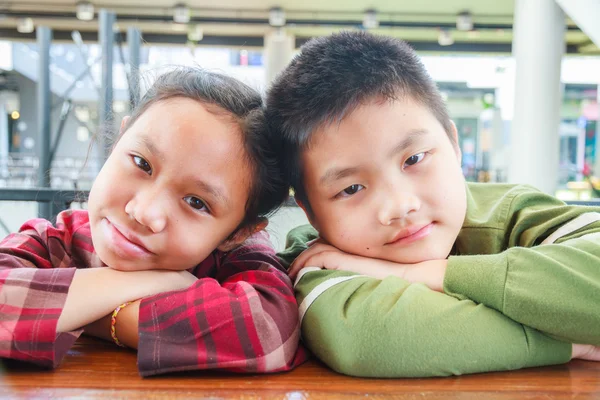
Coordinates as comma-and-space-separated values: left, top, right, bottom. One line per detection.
133, 156, 152, 174
404, 152, 425, 167
337, 184, 364, 198
184, 196, 208, 212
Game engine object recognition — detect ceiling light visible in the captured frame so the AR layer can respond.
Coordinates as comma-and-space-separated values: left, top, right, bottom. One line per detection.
17, 18, 34, 34
188, 25, 203, 41
456, 11, 473, 31
438, 29, 454, 46
363, 9, 379, 29
269, 7, 286, 27
173, 3, 190, 24
76, 1, 95, 21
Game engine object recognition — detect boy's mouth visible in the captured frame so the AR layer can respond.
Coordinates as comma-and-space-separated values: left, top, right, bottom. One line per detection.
385, 223, 434, 246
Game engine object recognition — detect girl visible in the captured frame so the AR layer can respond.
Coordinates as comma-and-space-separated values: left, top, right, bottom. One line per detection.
0, 67, 305, 376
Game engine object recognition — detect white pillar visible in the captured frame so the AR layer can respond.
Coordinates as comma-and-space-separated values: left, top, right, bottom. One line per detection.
264, 29, 294, 85
508, 0, 565, 194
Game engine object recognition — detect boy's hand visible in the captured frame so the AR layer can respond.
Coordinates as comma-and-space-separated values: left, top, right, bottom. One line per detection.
289, 241, 396, 280
572, 344, 600, 361
289, 240, 446, 291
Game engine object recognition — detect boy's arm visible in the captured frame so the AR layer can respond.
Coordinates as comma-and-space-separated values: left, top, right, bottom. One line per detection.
106, 231, 306, 377
296, 269, 570, 377
285, 225, 570, 378
444, 189, 600, 346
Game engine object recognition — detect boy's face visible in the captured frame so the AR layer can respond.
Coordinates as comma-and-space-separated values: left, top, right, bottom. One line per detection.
300, 97, 467, 265
88, 97, 253, 272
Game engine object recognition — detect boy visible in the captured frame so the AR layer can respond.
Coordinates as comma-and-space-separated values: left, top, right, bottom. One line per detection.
267, 31, 600, 377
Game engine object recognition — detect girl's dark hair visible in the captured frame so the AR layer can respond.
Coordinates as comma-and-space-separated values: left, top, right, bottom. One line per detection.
119, 67, 288, 231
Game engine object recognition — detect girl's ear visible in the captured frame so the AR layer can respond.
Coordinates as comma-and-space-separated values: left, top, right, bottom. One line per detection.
120, 116, 131, 134
217, 218, 269, 252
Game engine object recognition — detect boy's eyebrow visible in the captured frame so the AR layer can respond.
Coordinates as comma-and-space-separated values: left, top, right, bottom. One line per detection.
319, 129, 432, 187
319, 167, 361, 186
387, 129, 431, 159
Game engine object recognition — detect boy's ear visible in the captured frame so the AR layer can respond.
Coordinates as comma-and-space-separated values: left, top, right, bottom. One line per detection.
296, 199, 320, 231
449, 120, 462, 162
217, 218, 269, 252
120, 116, 131, 134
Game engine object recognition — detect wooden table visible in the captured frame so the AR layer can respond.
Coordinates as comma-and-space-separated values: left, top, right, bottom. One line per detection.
2, 337, 600, 399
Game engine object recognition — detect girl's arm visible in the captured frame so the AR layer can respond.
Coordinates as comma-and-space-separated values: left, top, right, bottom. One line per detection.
0, 210, 196, 368
95, 231, 306, 377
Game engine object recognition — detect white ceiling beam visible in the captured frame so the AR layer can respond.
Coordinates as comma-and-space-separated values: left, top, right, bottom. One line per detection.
555, 0, 600, 47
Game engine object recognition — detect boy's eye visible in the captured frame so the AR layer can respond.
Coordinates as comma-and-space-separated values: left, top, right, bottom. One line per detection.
337, 184, 364, 198
404, 152, 425, 167
184, 196, 208, 212
133, 155, 152, 175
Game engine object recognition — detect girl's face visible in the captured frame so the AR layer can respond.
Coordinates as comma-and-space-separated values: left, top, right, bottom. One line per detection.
88, 97, 254, 271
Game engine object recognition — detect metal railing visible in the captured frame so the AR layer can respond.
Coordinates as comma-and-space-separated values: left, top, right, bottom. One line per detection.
0, 188, 89, 223
0, 188, 598, 223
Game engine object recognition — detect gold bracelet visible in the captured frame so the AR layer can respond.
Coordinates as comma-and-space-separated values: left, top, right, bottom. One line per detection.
110, 302, 131, 347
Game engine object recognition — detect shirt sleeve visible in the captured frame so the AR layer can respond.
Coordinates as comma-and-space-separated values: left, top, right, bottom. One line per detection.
0, 211, 84, 368
444, 188, 600, 346
286, 225, 570, 378
136, 231, 307, 376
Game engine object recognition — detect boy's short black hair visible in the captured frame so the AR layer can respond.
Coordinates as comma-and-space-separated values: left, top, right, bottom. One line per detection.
266, 31, 454, 212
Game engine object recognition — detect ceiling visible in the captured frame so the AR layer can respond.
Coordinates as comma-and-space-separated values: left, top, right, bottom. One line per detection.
0, 0, 597, 54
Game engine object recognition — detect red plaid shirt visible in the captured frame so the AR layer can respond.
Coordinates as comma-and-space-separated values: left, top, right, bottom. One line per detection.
0, 210, 306, 376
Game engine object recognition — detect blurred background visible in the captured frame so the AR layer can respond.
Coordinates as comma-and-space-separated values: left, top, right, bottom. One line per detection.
0, 0, 598, 249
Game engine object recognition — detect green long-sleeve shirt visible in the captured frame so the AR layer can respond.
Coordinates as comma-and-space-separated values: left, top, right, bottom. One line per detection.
278, 183, 600, 377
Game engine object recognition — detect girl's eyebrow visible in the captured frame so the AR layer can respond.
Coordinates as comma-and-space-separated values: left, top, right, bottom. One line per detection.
138, 135, 165, 161
193, 178, 230, 209
136, 135, 230, 209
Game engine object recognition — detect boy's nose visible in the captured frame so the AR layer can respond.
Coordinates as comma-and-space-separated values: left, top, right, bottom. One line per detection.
377, 184, 420, 226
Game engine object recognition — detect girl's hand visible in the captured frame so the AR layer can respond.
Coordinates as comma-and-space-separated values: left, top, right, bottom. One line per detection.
57, 268, 197, 333
572, 344, 600, 361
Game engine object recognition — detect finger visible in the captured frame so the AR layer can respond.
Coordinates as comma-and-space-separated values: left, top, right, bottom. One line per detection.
288, 261, 305, 279
289, 244, 333, 276
301, 251, 341, 272
289, 245, 337, 279
288, 247, 321, 278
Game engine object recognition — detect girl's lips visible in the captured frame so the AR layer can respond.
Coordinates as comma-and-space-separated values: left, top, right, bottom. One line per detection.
102, 218, 154, 259
386, 223, 434, 246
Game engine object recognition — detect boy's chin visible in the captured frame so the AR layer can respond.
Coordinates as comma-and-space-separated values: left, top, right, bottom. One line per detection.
376, 249, 452, 265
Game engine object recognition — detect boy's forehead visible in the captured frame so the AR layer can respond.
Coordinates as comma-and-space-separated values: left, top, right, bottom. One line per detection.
301, 97, 448, 175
